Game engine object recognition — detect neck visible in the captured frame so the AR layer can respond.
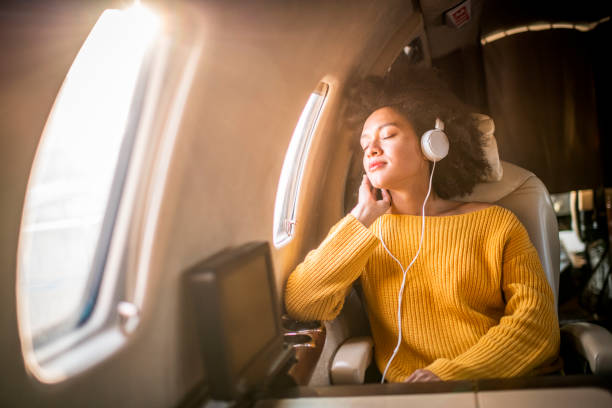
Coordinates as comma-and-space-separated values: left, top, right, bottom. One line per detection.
389, 181, 454, 216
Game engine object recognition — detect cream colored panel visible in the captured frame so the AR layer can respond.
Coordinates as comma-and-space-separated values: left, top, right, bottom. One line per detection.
256, 392, 476, 408
561, 322, 612, 375
457, 161, 560, 305
1, 0, 419, 406
330, 336, 374, 384
478, 388, 612, 408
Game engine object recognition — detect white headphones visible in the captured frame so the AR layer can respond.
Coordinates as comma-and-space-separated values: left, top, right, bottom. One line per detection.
421, 118, 449, 162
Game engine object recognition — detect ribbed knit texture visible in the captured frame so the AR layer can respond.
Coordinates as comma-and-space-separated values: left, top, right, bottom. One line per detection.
285, 205, 560, 382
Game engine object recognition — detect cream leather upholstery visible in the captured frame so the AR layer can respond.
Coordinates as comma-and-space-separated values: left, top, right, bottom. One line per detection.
455, 117, 561, 300
457, 160, 561, 307
561, 322, 612, 375
474, 113, 504, 182
330, 337, 374, 384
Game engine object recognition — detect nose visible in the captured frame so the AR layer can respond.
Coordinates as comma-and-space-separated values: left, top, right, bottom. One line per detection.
366, 140, 382, 157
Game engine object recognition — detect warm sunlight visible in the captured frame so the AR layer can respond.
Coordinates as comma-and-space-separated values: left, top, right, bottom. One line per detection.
18, 4, 161, 347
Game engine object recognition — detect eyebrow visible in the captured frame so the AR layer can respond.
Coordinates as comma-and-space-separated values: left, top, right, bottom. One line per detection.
360, 122, 398, 141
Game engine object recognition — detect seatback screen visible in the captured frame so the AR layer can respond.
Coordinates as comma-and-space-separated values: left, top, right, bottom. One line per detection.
219, 256, 277, 374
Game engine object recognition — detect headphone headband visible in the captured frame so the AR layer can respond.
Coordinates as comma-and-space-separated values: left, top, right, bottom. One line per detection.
421, 118, 449, 162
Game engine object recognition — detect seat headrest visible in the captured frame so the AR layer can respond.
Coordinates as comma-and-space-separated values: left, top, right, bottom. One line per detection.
459, 161, 534, 203
474, 113, 503, 182
455, 114, 533, 202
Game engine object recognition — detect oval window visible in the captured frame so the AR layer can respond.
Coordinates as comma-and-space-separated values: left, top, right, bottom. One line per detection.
17, 5, 160, 351
273, 82, 329, 247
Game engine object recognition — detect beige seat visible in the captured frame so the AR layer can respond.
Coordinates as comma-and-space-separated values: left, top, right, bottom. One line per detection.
458, 160, 560, 306
328, 160, 612, 384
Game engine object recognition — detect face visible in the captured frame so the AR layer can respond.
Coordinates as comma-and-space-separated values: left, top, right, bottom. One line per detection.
360, 107, 429, 190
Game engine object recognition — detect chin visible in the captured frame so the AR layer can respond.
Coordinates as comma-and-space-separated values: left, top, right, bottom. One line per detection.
368, 175, 387, 189
367, 170, 395, 190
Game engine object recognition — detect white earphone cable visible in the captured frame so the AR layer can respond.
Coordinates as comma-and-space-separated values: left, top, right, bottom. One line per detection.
379, 160, 436, 383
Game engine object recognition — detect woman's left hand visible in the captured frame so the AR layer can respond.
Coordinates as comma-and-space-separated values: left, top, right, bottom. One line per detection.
403, 369, 440, 383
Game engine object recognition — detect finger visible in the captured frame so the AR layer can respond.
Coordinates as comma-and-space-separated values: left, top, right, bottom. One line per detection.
359, 175, 375, 200
406, 370, 424, 383
414, 370, 433, 382
381, 188, 391, 204
426, 372, 441, 382
360, 175, 372, 190
414, 370, 439, 382
403, 373, 417, 383
363, 175, 375, 195
420, 373, 434, 382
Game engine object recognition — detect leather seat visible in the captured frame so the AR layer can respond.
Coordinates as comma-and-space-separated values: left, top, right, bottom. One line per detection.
457, 160, 560, 307
326, 149, 612, 385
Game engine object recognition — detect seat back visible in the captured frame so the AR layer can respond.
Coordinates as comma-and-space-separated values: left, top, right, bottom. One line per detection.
458, 160, 561, 307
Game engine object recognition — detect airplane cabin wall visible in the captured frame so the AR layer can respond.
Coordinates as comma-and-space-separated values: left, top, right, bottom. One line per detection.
0, 0, 416, 406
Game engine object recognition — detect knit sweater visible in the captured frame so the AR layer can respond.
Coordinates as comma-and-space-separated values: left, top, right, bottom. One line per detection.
284, 205, 560, 382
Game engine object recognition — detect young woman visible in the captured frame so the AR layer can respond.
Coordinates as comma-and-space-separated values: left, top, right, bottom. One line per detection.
284, 71, 559, 383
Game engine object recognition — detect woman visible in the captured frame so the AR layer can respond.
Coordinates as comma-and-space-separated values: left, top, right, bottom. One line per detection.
284, 71, 559, 383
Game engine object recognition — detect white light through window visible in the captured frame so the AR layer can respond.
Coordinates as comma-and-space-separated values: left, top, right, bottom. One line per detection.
17, 5, 160, 346
273, 83, 328, 247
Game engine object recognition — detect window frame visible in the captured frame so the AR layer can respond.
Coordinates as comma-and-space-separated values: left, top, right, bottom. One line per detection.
14, 6, 197, 383
273, 82, 329, 248
27, 42, 157, 350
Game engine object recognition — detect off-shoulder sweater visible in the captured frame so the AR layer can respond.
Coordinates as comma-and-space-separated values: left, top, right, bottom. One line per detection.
284, 205, 559, 382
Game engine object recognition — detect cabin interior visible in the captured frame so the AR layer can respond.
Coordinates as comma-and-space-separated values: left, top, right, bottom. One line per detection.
1, 0, 611, 407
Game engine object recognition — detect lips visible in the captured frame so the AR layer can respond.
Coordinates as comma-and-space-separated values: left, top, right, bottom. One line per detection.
369, 160, 386, 171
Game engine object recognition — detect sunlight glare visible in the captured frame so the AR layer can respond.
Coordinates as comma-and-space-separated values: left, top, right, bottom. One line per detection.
19, 4, 161, 341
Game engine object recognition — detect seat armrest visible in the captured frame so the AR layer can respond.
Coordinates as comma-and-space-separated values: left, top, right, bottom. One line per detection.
330, 336, 373, 384
561, 322, 612, 375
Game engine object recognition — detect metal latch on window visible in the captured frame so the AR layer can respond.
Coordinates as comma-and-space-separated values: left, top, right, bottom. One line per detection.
285, 219, 297, 236
117, 301, 140, 335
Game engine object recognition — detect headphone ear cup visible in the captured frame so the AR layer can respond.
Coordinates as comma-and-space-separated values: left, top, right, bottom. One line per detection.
421, 129, 449, 162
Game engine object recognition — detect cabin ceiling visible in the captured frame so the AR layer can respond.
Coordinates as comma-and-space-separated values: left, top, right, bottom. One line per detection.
420, 0, 612, 59
418, 0, 485, 58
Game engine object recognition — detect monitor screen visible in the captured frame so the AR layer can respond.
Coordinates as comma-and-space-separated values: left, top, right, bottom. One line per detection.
186, 241, 291, 401
219, 254, 277, 375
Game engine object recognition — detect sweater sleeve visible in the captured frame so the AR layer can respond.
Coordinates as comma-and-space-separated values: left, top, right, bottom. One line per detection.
284, 214, 380, 321
425, 218, 560, 380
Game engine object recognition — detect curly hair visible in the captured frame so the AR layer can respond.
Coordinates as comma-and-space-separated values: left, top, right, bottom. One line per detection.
345, 68, 491, 199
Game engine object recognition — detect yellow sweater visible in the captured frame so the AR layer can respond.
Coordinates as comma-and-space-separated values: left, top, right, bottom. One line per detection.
285, 205, 559, 382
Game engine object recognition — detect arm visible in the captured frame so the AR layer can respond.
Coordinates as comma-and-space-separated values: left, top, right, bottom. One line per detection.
285, 176, 390, 321
284, 214, 379, 321
425, 220, 560, 380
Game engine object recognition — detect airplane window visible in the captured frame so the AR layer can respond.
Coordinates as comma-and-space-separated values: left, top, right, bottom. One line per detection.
273, 82, 329, 248
17, 5, 160, 350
